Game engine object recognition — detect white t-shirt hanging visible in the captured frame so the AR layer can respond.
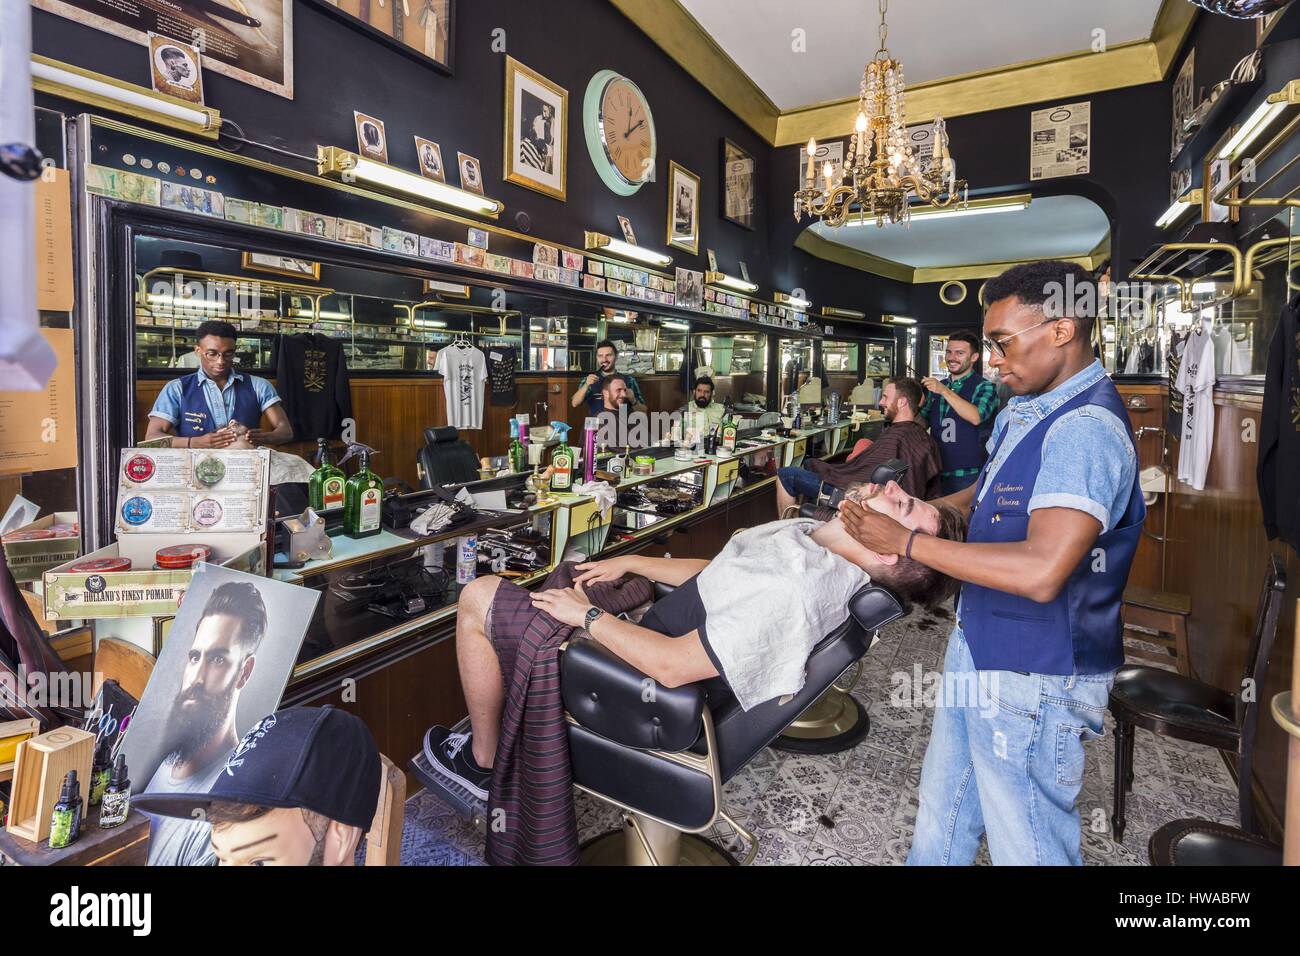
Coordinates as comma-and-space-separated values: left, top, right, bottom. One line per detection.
434, 343, 488, 430
1175, 326, 1216, 491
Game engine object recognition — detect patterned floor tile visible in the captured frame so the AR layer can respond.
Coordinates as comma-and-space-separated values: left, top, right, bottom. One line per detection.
398, 605, 1240, 867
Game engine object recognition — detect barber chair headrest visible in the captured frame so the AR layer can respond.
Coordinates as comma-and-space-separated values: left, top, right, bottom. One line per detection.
425, 426, 461, 446
808, 458, 908, 512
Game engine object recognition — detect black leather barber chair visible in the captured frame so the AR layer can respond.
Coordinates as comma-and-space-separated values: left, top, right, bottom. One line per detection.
561, 581, 904, 865
416, 426, 481, 490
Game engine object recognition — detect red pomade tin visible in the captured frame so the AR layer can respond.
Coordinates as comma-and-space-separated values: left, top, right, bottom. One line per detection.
155, 544, 212, 570
68, 557, 133, 573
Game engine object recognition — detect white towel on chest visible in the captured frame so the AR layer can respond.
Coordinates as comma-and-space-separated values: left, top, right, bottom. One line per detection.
696, 519, 869, 711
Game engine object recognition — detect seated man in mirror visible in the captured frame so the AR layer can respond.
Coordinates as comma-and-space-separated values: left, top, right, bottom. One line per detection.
776, 377, 942, 516
424, 480, 963, 799
680, 375, 726, 436
145, 320, 293, 449
135, 706, 380, 867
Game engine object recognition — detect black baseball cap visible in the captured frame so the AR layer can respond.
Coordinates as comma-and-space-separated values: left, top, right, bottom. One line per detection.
134, 706, 381, 830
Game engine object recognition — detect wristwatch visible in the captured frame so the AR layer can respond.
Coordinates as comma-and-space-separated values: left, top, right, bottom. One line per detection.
584, 606, 605, 631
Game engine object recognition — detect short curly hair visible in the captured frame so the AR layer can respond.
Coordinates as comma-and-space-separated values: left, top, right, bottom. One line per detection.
982, 260, 1097, 343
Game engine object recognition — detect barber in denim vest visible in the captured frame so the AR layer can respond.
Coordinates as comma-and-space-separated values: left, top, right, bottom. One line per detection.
146, 320, 292, 449
840, 261, 1142, 865
921, 330, 999, 497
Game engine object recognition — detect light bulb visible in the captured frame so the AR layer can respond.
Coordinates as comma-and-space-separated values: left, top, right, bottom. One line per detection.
855, 112, 868, 132
806, 137, 817, 157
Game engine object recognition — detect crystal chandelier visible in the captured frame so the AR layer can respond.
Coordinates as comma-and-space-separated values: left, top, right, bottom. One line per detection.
795, 0, 967, 228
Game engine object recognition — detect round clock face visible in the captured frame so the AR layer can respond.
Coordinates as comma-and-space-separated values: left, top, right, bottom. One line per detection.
584, 71, 656, 195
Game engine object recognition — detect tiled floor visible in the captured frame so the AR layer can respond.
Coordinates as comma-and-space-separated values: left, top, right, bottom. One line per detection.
400, 605, 1240, 866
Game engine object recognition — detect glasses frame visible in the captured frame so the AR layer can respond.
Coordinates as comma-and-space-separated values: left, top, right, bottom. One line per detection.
982, 317, 1060, 358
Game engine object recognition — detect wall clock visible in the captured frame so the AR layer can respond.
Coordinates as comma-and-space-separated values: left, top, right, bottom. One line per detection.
583, 70, 657, 196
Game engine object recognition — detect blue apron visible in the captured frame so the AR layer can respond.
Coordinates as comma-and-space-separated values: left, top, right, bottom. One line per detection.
176, 372, 262, 437
926, 373, 992, 473
958, 375, 1144, 675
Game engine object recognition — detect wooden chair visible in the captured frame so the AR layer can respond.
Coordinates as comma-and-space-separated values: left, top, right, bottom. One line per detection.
365, 753, 406, 866
1120, 586, 1191, 675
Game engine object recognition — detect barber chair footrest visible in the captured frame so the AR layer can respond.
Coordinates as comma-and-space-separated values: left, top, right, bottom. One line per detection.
580, 824, 739, 867
409, 717, 488, 828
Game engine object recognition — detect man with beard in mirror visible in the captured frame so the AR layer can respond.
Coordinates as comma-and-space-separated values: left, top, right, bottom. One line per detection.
143, 581, 267, 865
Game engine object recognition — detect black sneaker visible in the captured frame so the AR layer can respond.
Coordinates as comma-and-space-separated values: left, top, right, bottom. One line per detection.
423, 726, 491, 800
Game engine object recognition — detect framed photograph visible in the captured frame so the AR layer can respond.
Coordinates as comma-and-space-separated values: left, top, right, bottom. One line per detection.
675, 267, 704, 311
241, 252, 321, 280
415, 136, 445, 182
504, 57, 567, 201
35, 0, 293, 99
302, 0, 453, 75
458, 152, 484, 195
1204, 131, 1240, 224
148, 33, 204, 104
354, 111, 388, 164
666, 161, 700, 255
720, 137, 755, 230
617, 215, 637, 246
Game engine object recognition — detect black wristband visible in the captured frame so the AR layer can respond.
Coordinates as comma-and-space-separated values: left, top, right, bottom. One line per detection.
905, 528, 921, 560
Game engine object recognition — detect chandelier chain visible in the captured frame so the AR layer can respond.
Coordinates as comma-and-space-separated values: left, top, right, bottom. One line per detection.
877, 0, 888, 56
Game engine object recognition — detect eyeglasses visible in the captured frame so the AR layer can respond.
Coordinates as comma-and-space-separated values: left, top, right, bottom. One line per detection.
201, 350, 238, 362
982, 318, 1059, 358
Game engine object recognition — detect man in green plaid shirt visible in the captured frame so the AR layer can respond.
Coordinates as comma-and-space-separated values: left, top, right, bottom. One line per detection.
921, 330, 1000, 497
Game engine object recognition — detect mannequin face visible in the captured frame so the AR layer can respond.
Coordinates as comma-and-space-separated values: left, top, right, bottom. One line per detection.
210, 807, 362, 866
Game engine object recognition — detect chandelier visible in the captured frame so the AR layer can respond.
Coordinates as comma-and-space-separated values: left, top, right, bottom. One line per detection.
794, 0, 967, 228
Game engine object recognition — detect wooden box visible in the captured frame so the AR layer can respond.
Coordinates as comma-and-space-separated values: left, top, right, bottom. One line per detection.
5, 727, 95, 844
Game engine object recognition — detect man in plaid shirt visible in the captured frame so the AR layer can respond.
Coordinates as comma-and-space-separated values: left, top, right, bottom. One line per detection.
921, 330, 1000, 496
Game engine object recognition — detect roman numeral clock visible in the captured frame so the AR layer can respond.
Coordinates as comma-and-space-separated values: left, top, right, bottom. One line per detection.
583, 70, 657, 195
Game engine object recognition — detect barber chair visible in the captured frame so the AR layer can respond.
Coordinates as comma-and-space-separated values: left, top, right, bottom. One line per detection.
562, 581, 904, 864
416, 426, 481, 490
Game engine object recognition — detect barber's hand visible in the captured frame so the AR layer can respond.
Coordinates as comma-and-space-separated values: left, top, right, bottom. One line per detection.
199, 429, 236, 449
585, 373, 599, 387
530, 583, 594, 628
838, 498, 909, 557
573, 556, 634, 586
921, 377, 947, 395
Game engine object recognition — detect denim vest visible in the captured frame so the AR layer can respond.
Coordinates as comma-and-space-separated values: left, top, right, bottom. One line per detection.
958, 375, 1144, 675
926, 373, 991, 473
176, 373, 262, 437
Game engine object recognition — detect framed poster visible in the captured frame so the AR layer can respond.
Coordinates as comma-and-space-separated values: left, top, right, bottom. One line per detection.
666, 161, 700, 255
1171, 50, 1195, 160
720, 138, 754, 230
303, 0, 453, 75
503, 57, 567, 201
34, 0, 293, 99
799, 139, 843, 204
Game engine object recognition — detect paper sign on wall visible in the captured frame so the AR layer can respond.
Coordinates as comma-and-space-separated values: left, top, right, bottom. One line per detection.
0, 328, 78, 476
1030, 101, 1091, 181
35, 168, 74, 313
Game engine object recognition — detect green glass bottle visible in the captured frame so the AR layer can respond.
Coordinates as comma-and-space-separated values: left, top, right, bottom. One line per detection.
549, 423, 574, 492
720, 399, 738, 453
343, 450, 384, 538
508, 419, 526, 473
308, 438, 346, 511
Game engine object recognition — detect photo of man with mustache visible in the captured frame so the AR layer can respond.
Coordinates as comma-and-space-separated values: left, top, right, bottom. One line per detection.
142, 580, 267, 866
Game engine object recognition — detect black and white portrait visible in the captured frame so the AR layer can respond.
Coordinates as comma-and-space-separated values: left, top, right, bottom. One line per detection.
415, 136, 445, 182
148, 33, 204, 105
505, 57, 567, 201
354, 111, 389, 164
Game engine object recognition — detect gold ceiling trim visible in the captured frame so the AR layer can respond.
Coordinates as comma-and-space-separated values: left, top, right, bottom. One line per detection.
616, 0, 1197, 148
609, 0, 780, 142
795, 229, 914, 283
799, 226, 1107, 284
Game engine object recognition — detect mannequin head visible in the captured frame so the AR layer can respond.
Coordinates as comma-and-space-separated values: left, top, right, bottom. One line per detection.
207, 803, 362, 867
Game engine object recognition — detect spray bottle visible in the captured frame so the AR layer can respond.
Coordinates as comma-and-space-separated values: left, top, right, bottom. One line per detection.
583, 417, 599, 483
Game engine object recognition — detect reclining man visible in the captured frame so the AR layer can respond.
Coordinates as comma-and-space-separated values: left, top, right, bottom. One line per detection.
426, 480, 963, 803
775, 376, 942, 518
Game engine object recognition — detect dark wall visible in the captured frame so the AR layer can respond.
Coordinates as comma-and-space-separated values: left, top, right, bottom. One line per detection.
33, 0, 772, 283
